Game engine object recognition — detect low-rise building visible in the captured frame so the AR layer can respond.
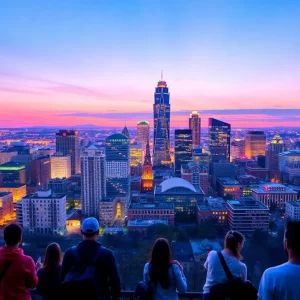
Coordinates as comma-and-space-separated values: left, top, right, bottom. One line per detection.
216, 177, 242, 200
127, 219, 168, 232
285, 201, 300, 221
227, 197, 269, 235
0, 183, 26, 203
128, 202, 175, 226
252, 183, 297, 209
245, 166, 269, 179
0, 192, 14, 225
66, 211, 82, 234
0, 161, 26, 184
196, 197, 228, 225
48, 178, 68, 194
99, 196, 126, 226
17, 189, 66, 235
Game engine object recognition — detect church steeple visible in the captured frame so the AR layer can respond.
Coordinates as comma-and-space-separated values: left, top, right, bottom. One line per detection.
141, 139, 153, 192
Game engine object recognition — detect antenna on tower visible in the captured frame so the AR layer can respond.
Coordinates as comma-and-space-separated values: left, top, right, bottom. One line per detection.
161, 69, 163, 81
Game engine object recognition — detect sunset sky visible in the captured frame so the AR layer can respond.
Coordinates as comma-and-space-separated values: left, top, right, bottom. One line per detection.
0, 0, 300, 128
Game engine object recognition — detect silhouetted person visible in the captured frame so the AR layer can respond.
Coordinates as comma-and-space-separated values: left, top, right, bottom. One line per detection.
258, 220, 300, 300
61, 217, 120, 300
36, 243, 62, 300
144, 238, 187, 300
0, 223, 38, 300
203, 231, 247, 300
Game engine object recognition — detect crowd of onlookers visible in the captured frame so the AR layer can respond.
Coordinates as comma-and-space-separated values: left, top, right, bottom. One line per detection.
0, 217, 300, 300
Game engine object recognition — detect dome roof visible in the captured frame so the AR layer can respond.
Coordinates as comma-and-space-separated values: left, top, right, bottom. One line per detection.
160, 177, 196, 193
137, 120, 150, 125
106, 133, 129, 141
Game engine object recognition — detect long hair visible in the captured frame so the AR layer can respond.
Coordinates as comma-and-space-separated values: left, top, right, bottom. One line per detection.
43, 243, 62, 271
149, 238, 173, 289
224, 231, 245, 260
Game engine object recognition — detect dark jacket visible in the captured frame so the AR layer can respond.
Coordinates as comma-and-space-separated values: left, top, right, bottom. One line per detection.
61, 240, 121, 300
37, 265, 61, 300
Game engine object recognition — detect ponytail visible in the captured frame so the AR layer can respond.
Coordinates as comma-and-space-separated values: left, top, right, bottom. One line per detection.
224, 231, 244, 260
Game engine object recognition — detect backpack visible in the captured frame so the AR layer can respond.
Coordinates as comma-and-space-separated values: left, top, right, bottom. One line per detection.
134, 263, 176, 300
61, 246, 102, 298
209, 252, 257, 300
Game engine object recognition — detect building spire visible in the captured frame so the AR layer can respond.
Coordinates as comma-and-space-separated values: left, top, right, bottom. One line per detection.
161, 69, 163, 81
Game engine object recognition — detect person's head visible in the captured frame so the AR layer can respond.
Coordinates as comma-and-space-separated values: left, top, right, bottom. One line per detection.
224, 230, 245, 260
149, 238, 173, 289
81, 217, 99, 240
43, 243, 62, 270
284, 220, 300, 258
4, 223, 22, 247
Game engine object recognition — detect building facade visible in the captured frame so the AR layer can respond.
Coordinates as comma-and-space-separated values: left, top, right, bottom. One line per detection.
31, 156, 51, 188
0, 151, 17, 165
208, 118, 231, 163
154, 177, 204, 214
0, 183, 26, 203
136, 121, 150, 148
279, 150, 300, 184
210, 161, 236, 188
105, 134, 130, 200
252, 184, 297, 209
18, 190, 66, 235
0, 162, 26, 184
99, 196, 126, 226
174, 129, 193, 177
216, 178, 243, 200
245, 131, 266, 158
81, 145, 106, 218
227, 198, 269, 235
48, 178, 68, 194
51, 154, 71, 179
286, 201, 300, 221
56, 130, 80, 175
0, 192, 14, 225
153, 75, 171, 168
141, 141, 154, 192
230, 138, 245, 162
189, 111, 201, 148
130, 142, 143, 176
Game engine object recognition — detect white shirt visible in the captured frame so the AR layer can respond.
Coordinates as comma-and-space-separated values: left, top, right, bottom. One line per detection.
258, 262, 300, 300
203, 250, 247, 294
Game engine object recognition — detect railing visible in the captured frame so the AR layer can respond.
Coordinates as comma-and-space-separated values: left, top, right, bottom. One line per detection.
30, 290, 204, 299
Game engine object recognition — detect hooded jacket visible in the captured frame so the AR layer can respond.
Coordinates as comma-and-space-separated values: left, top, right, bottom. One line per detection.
0, 246, 38, 300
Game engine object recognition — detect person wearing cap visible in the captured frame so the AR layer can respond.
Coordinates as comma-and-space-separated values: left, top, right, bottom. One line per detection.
60, 217, 121, 300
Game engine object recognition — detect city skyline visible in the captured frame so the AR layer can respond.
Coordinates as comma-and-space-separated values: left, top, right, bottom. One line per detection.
1, 1, 300, 128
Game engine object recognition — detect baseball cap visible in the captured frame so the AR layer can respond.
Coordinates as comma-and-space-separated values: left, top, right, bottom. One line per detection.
81, 217, 100, 234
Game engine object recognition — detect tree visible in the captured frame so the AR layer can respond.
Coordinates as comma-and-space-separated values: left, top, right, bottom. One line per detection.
269, 220, 277, 233
269, 201, 277, 211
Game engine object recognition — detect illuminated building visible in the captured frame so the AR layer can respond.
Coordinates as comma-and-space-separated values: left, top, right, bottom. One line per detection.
31, 156, 51, 188
153, 73, 171, 168
266, 134, 284, 182
105, 134, 130, 200
286, 201, 300, 221
36, 148, 55, 156
66, 211, 82, 234
189, 111, 201, 148
48, 178, 68, 194
154, 177, 204, 214
51, 154, 71, 179
141, 141, 154, 192
216, 178, 242, 200
227, 197, 269, 235
56, 130, 80, 175
0, 183, 26, 203
136, 121, 150, 148
128, 219, 168, 232
0, 192, 14, 225
122, 126, 130, 139
130, 142, 143, 176
0, 162, 26, 184
252, 184, 297, 209
196, 198, 228, 225
81, 144, 106, 218
279, 150, 300, 184
128, 202, 175, 226
245, 131, 266, 158
230, 138, 245, 161
17, 190, 66, 235
181, 162, 209, 196
192, 148, 210, 170
245, 166, 269, 179
174, 129, 193, 177
99, 196, 126, 226
0, 150, 17, 164
208, 118, 231, 162
0, 173, 2, 186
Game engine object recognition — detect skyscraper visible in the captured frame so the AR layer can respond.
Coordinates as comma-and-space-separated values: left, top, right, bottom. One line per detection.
189, 111, 201, 148
31, 156, 51, 188
266, 135, 284, 182
56, 130, 80, 175
81, 144, 106, 218
153, 73, 171, 168
208, 118, 231, 163
50, 154, 71, 179
122, 126, 130, 139
105, 134, 130, 199
130, 142, 143, 176
174, 129, 193, 177
230, 138, 245, 161
141, 140, 154, 192
136, 121, 150, 148
245, 131, 266, 158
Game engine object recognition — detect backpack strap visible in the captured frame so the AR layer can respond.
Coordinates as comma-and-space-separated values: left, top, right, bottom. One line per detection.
91, 245, 102, 264
217, 251, 233, 279
0, 262, 12, 283
71, 246, 81, 263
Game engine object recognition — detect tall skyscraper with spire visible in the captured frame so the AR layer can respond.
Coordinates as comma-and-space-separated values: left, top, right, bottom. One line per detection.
189, 111, 201, 148
141, 140, 154, 192
153, 71, 171, 168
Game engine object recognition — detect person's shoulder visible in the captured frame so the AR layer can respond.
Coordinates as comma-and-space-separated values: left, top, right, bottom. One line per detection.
171, 263, 181, 273
144, 262, 150, 270
22, 254, 36, 265
263, 263, 290, 277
